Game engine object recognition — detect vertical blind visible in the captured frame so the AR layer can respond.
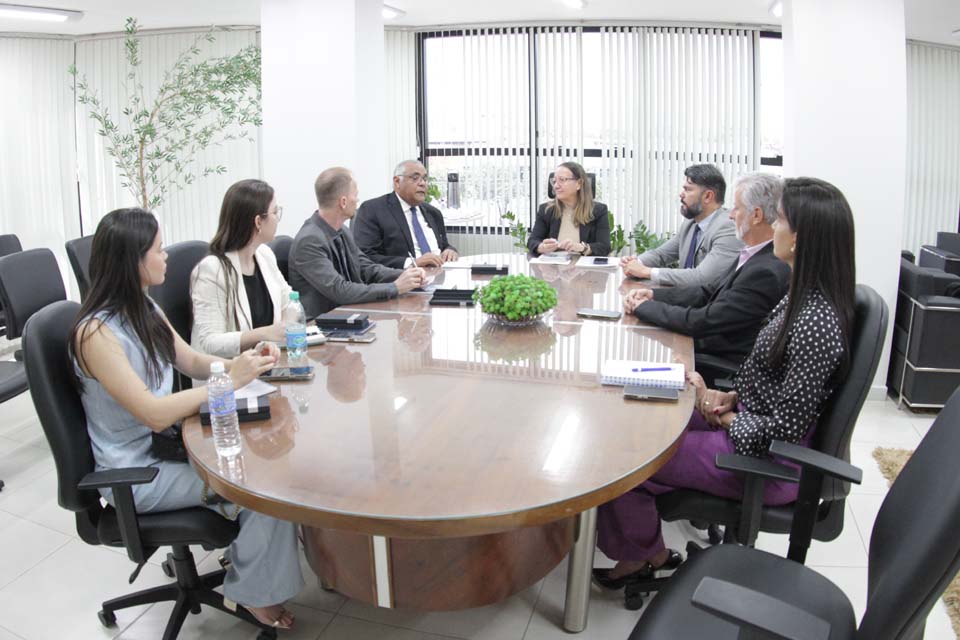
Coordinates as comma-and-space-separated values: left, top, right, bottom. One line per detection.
904, 42, 960, 254
74, 28, 261, 247
0, 36, 81, 295
384, 29, 419, 174
414, 26, 757, 253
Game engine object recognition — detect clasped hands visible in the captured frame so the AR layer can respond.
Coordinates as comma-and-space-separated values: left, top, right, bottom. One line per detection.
620, 255, 652, 280
622, 288, 654, 313
687, 371, 738, 429
537, 238, 587, 254
413, 248, 459, 268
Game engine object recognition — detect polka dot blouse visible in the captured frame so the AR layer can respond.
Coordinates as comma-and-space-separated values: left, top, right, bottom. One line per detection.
729, 289, 846, 457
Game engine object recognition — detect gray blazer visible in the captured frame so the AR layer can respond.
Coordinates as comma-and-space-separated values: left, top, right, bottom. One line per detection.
289, 213, 403, 318
636, 208, 742, 289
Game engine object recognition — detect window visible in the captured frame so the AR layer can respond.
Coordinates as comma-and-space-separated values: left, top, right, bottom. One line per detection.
758, 31, 784, 174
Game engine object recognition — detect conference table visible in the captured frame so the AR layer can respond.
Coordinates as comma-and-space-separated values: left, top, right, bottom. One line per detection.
183, 252, 694, 633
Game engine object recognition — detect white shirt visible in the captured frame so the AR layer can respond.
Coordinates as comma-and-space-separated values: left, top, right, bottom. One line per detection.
396, 193, 441, 267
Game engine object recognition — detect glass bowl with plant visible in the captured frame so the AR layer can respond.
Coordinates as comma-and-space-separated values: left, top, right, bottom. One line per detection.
472, 274, 558, 327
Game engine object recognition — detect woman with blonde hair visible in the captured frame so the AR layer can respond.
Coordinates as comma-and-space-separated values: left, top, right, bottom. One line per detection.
527, 161, 611, 256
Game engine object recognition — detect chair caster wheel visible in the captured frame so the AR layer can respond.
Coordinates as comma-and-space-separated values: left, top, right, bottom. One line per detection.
624, 590, 646, 611
161, 554, 175, 578
707, 524, 723, 545
256, 629, 278, 640
98, 609, 117, 627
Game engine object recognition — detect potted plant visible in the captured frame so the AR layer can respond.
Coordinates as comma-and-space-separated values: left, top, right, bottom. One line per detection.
631, 221, 672, 255
609, 212, 627, 256
70, 18, 262, 210
472, 274, 558, 326
500, 210, 528, 252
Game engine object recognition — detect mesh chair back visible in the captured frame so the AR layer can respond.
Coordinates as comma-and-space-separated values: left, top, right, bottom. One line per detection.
147, 240, 208, 342
0, 248, 67, 339
21, 301, 98, 515
268, 235, 293, 282
857, 388, 960, 639
65, 235, 94, 300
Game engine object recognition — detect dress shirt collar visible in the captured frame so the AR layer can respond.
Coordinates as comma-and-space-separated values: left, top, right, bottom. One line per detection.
694, 206, 723, 233
396, 192, 420, 213
736, 238, 772, 270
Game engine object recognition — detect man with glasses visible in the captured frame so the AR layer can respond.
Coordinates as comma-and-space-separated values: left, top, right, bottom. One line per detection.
621, 164, 741, 289
353, 160, 459, 268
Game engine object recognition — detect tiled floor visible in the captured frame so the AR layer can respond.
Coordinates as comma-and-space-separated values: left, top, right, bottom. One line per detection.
0, 390, 954, 640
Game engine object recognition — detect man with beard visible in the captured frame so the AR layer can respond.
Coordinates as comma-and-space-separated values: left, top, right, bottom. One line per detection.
622, 173, 790, 368
621, 164, 741, 289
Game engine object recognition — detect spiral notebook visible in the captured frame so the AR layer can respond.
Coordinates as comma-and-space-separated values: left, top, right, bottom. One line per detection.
600, 360, 685, 389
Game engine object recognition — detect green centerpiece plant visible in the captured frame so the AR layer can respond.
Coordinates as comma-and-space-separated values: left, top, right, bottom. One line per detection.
473, 274, 558, 323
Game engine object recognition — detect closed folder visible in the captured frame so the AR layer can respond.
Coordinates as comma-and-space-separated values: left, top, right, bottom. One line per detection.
471, 264, 508, 275
200, 395, 271, 425
314, 312, 371, 331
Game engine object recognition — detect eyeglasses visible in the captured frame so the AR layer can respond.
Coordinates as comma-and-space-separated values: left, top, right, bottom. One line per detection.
551, 176, 578, 185
399, 173, 429, 184
267, 205, 283, 221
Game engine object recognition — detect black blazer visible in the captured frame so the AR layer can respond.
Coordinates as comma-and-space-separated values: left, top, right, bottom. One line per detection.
353, 193, 456, 269
526, 202, 611, 256
633, 243, 791, 363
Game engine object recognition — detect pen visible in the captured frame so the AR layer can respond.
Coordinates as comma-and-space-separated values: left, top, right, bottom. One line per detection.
632, 366, 673, 372
408, 251, 417, 267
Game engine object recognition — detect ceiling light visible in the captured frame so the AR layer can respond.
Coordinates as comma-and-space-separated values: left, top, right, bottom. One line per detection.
561, 0, 587, 8
382, 4, 405, 20
769, 0, 783, 19
0, 3, 83, 22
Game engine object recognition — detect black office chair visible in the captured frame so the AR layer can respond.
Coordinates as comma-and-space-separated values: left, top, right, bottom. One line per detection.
547, 171, 597, 199
629, 386, 960, 640
635, 285, 888, 604
148, 240, 208, 391
65, 235, 95, 300
0, 233, 23, 337
267, 235, 293, 283
22, 300, 277, 640
0, 361, 28, 492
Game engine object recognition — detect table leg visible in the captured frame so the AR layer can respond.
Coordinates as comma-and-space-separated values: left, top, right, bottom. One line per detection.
563, 507, 597, 633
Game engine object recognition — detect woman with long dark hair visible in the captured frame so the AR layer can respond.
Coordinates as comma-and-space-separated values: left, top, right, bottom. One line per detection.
191, 179, 291, 357
527, 161, 611, 256
70, 209, 303, 629
594, 177, 856, 590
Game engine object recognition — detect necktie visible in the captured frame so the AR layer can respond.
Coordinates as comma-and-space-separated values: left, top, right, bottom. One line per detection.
683, 224, 702, 269
332, 235, 353, 281
409, 207, 432, 255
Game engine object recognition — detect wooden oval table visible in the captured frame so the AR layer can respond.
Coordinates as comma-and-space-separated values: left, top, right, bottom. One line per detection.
184, 252, 693, 633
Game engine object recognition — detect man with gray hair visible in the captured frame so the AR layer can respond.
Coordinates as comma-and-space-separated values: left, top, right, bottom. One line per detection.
289, 167, 425, 318
353, 159, 458, 268
622, 172, 790, 368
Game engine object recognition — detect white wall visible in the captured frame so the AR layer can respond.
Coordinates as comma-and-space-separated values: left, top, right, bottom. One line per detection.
261, 0, 387, 238
783, 0, 907, 396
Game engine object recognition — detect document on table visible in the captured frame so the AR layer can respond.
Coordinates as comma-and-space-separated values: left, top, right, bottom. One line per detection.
441, 260, 475, 269
235, 378, 278, 400
529, 253, 573, 265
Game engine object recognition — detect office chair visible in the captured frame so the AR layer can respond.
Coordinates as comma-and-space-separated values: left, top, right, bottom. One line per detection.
268, 235, 293, 283
628, 286, 888, 607
0, 233, 23, 337
65, 235, 94, 300
547, 171, 597, 200
629, 386, 960, 640
22, 300, 278, 640
148, 240, 208, 391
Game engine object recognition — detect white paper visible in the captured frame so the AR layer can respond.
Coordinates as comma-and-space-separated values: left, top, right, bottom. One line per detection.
235, 378, 277, 400
441, 260, 474, 269
575, 256, 618, 268
529, 254, 572, 265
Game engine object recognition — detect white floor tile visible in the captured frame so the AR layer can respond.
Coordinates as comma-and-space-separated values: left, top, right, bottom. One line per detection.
0, 539, 175, 640
0, 513, 71, 589
0, 469, 78, 537
337, 578, 540, 640
753, 504, 867, 567
0, 624, 25, 640
923, 600, 957, 640
852, 403, 923, 447
319, 616, 456, 640
118, 601, 332, 640
524, 563, 643, 640
0, 441, 53, 490
849, 441, 893, 496
847, 493, 884, 552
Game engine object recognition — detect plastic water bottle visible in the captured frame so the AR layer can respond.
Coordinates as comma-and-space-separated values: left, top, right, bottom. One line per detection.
207, 361, 241, 458
284, 291, 309, 374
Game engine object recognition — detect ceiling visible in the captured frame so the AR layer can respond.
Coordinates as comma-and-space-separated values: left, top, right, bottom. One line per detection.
0, 0, 957, 47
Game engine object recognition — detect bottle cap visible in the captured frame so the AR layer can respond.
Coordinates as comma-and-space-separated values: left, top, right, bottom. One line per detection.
290, 291, 300, 301
210, 361, 225, 374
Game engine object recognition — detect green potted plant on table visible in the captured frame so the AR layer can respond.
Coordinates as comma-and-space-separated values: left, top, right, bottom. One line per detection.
472, 274, 558, 326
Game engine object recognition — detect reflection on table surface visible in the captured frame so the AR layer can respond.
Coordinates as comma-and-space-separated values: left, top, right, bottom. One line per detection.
184, 312, 694, 534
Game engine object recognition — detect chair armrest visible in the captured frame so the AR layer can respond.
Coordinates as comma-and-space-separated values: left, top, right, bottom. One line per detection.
78, 466, 158, 491
916, 295, 960, 310
715, 453, 801, 483
768, 441, 862, 485
691, 577, 831, 640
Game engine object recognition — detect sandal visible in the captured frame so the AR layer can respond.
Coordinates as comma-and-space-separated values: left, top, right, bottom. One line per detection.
223, 597, 295, 630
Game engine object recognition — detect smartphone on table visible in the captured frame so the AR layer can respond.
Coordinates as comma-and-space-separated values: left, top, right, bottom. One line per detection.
259, 366, 315, 381
577, 308, 622, 320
